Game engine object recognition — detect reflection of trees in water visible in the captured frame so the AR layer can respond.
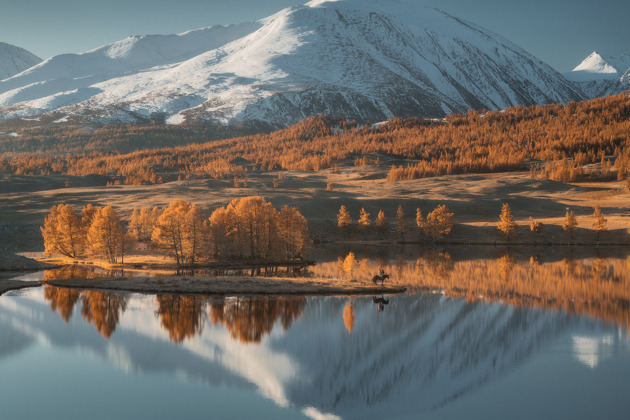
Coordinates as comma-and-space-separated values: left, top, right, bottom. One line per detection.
312, 251, 630, 326
81, 291, 128, 339
343, 301, 355, 334
43, 286, 80, 323
415, 250, 454, 280
42, 288, 306, 344
155, 295, 206, 344
43, 265, 118, 281
44, 286, 128, 338
209, 297, 306, 344
498, 252, 516, 283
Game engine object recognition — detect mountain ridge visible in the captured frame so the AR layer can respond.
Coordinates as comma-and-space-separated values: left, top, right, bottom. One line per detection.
0, 0, 584, 127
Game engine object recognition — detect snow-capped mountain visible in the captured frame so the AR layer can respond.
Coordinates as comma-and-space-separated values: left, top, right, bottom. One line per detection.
565, 51, 630, 98
0, 0, 584, 126
0, 42, 41, 80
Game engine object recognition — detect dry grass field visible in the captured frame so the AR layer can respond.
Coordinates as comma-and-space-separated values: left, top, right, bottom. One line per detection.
1, 164, 629, 253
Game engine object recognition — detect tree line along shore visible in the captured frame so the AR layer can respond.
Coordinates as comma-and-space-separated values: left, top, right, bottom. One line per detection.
41, 196, 310, 266
40, 196, 630, 270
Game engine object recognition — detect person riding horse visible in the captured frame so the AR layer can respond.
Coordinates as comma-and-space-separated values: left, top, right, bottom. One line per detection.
372, 269, 389, 284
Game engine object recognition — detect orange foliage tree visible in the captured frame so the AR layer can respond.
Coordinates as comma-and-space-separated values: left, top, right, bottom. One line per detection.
375, 210, 389, 233
426, 204, 455, 240
592, 204, 608, 241
86, 206, 126, 264
497, 203, 517, 240
562, 210, 578, 242
41, 204, 85, 258
129, 206, 161, 242
152, 199, 206, 265
337, 205, 352, 229
208, 197, 309, 262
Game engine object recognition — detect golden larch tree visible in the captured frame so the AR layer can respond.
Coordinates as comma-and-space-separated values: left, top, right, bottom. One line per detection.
208, 197, 307, 262
87, 206, 125, 264
232, 196, 278, 260
41, 204, 85, 258
208, 206, 235, 259
81, 204, 98, 232
416, 208, 425, 235
592, 204, 608, 242
426, 204, 455, 240
562, 210, 578, 242
497, 203, 517, 240
152, 199, 206, 265
375, 210, 389, 232
342, 252, 356, 280
277, 205, 310, 260
337, 205, 352, 229
358, 208, 371, 229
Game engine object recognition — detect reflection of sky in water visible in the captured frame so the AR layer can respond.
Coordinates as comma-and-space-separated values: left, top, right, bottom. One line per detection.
1, 286, 630, 420
572, 333, 625, 369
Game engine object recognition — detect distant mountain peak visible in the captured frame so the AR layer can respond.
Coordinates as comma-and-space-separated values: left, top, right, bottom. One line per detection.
0, 42, 42, 80
564, 51, 630, 99
567, 51, 630, 82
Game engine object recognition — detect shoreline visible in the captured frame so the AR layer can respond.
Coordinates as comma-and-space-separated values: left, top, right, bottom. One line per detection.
0, 278, 42, 295
42, 275, 407, 297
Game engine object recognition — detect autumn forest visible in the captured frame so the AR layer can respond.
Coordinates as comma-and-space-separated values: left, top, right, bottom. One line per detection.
1, 92, 629, 186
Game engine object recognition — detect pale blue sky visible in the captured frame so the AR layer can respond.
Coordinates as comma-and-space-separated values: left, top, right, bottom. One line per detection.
1, 0, 628, 72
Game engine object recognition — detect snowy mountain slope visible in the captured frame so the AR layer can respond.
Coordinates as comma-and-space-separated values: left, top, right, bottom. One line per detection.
565, 51, 630, 98
0, 0, 584, 125
0, 42, 41, 80
0, 22, 261, 112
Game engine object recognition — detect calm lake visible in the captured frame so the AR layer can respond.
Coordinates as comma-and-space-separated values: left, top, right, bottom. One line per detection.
1, 247, 630, 420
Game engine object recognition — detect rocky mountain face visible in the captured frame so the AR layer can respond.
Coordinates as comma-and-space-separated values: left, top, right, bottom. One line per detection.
0, 0, 584, 127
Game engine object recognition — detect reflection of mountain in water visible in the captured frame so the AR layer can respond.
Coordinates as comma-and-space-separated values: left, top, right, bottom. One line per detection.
0, 289, 622, 419
277, 295, 592, 419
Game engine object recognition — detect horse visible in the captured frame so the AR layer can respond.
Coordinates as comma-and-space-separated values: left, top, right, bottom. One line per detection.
372, 274, 390, 285
373, 295, 390, 312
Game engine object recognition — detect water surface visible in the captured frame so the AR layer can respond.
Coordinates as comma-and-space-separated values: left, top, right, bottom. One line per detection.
1, 291, 629, 418
1, 249, 630, 419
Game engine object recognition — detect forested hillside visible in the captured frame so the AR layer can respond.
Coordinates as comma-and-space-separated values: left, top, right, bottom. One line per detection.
2, 92, 629, 185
